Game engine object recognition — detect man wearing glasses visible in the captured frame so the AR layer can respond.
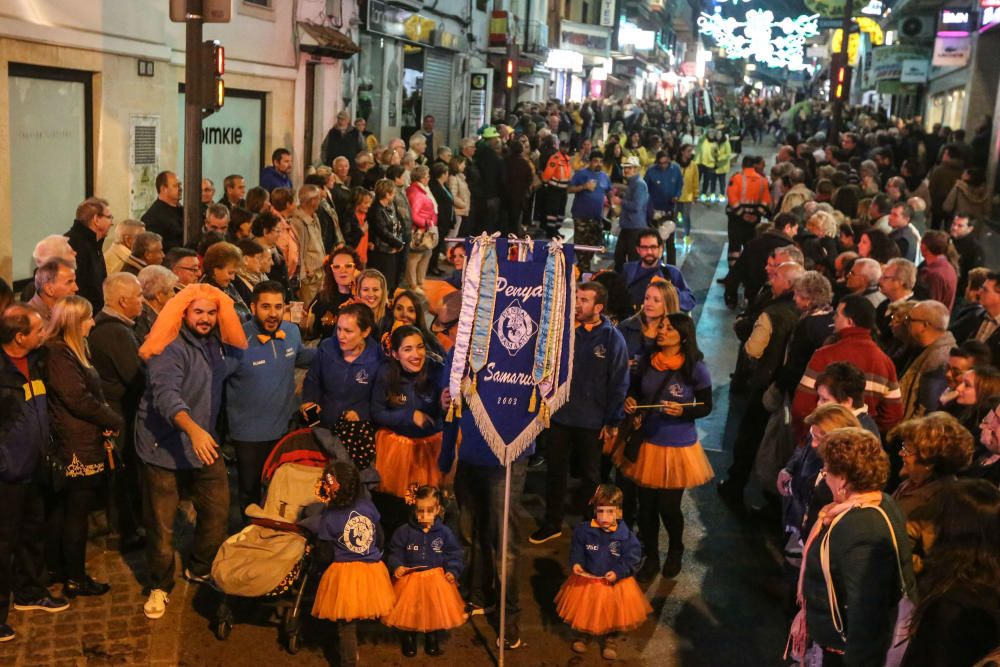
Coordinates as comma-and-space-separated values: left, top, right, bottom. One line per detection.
165, 248, 203, 290
65, 197, 114, 310
875, 258, 917, 343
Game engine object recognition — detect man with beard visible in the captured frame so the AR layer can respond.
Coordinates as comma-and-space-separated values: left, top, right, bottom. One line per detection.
224, 281, 314, 514
620, 229, 695, 312
134, 284, 248, 621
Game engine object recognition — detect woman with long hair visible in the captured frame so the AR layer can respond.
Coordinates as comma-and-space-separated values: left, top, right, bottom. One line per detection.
858, 228, 901, 265
387, 290, 444, 358
371, 325, 445, 539
342, 187, 374, 267
954, 366, 1000, 444
617, 279, 681, 366
603, 142, 625, 184
617, 313, 713, 581
307, 246, 362, 340
901, 479, 1000, 667
45, 296, 123, 596
301, 302, 383, 472
356, 268, 392, 336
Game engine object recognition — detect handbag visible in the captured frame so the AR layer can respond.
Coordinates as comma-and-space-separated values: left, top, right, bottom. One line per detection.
410, 226, 438, 251
40, 438, 67, 492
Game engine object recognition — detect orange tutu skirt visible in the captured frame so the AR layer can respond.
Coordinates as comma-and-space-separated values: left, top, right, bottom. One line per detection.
382, 568, 467, 632
615, 441, 714, 489
555, 574, 652, 635
374, 430, 443, 498
312, 561, 396, 622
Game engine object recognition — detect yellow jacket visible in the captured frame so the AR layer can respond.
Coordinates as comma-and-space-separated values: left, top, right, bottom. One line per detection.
714, 140, 733, 175
695, 138, 717, 169
679, 161, 700, 203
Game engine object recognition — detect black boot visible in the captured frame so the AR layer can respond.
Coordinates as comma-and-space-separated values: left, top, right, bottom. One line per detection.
402, 631, 418, 657
425, 630, 442, 656
635, 554, 660, 583
64, 575, 111, 598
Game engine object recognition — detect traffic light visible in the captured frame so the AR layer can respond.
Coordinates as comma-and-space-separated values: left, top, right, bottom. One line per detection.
830, 54, 851, 102
192, 40, 225, 114
505, 58, 514, 89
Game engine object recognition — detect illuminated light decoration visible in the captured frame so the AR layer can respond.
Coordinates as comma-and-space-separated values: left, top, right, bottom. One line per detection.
505, 58, 514, 88
697, 9, 819, 70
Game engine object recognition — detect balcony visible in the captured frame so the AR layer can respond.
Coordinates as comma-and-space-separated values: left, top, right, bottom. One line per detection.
525, 20, 549, 56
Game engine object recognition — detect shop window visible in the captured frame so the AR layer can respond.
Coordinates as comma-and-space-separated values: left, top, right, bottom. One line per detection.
239, 0, 275, 21
358, 34, 385, 140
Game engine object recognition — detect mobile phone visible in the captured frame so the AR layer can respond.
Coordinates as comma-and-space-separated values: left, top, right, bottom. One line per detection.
303, 405, 321, 427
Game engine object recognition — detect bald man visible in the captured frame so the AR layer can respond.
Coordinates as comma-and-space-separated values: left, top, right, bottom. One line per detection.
899, 300, 956, 420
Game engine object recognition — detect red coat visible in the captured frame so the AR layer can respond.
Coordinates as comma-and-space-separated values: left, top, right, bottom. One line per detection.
791, 327, 903, 438
406, 182, 437, 230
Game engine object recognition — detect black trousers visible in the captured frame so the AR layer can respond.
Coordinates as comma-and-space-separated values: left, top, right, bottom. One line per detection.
637, 487, 685, 560
727, 213, 757, 260
47, 473, 106, 581
232, 439, 278, 513
0, 480, 49, 623
614, 227, 645, 273
108, 416, 143, 541
725, 388, 769, 492
543, 423, 601, 529
366, 250, 405, 297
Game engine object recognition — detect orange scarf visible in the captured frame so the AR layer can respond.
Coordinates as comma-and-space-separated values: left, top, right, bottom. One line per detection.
651, 351, 684, 371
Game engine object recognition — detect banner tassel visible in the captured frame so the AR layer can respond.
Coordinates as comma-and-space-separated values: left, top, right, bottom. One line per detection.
527, 386, 537, 413
455, 397, 462, 418
445, 400, 456, 423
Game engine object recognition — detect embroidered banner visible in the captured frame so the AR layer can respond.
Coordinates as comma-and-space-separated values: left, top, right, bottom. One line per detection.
453, 236, 576, 464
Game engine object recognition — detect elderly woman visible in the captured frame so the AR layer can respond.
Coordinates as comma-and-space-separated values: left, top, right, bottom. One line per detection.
201, 241, 251, 322
793, 427, 916, 666
802, 211, 839, 277
405, 165, 438, 290
135, 265, 179, 343
776, 271, 835, 397
888, 412, 975, 572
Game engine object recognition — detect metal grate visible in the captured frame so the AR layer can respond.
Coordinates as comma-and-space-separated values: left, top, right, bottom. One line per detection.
133, 125, 157, 166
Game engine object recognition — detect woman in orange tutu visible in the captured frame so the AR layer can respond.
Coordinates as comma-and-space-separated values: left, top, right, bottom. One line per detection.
555, 484, 651, 661
371, 325, 445, 539
384, 485, 465, 657
615, 312, 714, 582
308, 461, 395, 667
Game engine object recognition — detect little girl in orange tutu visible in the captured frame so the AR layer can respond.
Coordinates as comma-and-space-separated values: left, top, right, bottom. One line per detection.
384, 484, 466, 658
554, 484, 652, 661
308, 461, 395, 667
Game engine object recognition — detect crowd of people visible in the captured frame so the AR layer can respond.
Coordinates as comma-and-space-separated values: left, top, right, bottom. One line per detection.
0, 91, 998, 667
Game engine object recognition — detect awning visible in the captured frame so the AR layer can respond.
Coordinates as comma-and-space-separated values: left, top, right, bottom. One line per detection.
298, 21, 361, 59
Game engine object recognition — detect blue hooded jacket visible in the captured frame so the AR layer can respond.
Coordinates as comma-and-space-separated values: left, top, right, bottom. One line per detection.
569, 520, 642, 580
618, 174, 650, 230
552, 318, 629, 430
644, 162, 683, 212
386, 517, 464, 578
302, 337, 383, 426
621, 260, 696, 312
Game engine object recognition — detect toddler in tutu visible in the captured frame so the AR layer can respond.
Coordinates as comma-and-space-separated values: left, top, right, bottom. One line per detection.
554, 484, 652, 661
308, 461, 395, 667
384, 484, 466, 657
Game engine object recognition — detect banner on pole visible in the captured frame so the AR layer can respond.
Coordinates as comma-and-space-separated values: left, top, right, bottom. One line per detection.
448, 235, 576, 465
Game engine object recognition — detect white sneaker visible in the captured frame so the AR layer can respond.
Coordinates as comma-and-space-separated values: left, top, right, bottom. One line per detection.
144, 589, 169, 619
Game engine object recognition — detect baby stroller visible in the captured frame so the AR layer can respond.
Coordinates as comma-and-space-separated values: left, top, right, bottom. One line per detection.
210, 427, 348, 653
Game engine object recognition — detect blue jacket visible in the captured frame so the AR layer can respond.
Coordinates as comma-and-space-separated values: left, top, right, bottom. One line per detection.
438, 349, 534, 471
0, 350, 50, 483
386, 518, 464, 578
314, 497, 384, 563
371, 361, 444, 438
644, 163, 683, 212
569, 521, 642, 580
259, 166, 292, 192
552, 318, 629, 430
302, 337, 383, 426
622, 260, 695, 312
618, 174, 650, 230
135, 327, 230, 469
617, 314, 655, 362
225, 320, 315, 441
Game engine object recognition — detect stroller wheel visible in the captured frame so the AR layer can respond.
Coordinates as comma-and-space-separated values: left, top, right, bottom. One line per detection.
287, 632, 300, 654
214, 620, 232, 640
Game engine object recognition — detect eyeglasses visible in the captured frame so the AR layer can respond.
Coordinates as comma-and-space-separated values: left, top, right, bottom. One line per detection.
331, 263, 356, 270
175, 265, 201, 274
101, 213, 114, 220
637, 245, 661, 251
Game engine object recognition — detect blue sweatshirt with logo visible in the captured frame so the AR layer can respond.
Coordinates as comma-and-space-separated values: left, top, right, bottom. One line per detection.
225, 319, 315, 441
302, 337, 383, 426
370, 360, 444, 438
569, 520, 642, 580
313, 496, 384, 563
386, 517, 464, 578
552, 318, 629, 430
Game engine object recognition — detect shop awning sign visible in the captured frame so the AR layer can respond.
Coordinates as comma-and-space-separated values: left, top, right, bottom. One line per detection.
899, 59, 929, 82
937, 7, 975, 34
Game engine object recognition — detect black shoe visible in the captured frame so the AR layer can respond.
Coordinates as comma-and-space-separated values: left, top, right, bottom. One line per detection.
528, 525, 562, 545
636, 556, 660, 583
425, 631, 442, 656
716, 480, 744, 508
661, 550, 684, 578
402, 632, 418, 658
527, 453, 545, 468
0, 624, 14, 642
64, 576, 111, 598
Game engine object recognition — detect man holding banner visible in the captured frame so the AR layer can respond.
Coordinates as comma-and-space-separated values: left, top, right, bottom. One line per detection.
529, 281, 629, 545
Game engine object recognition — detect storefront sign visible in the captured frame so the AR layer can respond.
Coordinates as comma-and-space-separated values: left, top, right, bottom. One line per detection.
468, 70, 492, 134
899, 59, 929, 82
938, 7, 975, 34
871, 45, 929, 80
982, 4, 1000, 31
545, 48, 585, 72
932, 35, 972, 66
599, 0, 615, 27
559, 20, 611, 56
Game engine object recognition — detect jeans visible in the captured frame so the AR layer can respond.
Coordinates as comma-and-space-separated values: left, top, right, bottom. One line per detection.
48, 473, 105, 581
232, 439, 278, 513
677, 202, 693, 237
543, 423, 601, 529
142, 459, 230, 592
454, 460, 527, 632
0, 480, 49, 622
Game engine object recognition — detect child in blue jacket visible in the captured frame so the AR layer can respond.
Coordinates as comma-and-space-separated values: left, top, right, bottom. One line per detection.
554, 484, 652, 661
384, 485, 466, 657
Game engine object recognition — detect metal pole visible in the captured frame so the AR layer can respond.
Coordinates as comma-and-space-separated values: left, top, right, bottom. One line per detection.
829, 0, 854, 147
497, 462, 512, 667
183, 0, 204, 246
